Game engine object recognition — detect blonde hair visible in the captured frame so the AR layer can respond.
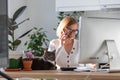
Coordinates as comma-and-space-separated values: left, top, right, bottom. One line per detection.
56, 17, 77, 38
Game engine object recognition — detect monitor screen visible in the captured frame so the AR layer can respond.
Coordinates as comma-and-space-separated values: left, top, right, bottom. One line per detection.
0, 0, 8, 68
79, 16, 120, 65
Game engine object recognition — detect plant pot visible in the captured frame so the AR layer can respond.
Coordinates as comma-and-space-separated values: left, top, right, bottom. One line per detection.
23, 60, 33, 71
9, 57, 22, 69
8, 51, 23, 69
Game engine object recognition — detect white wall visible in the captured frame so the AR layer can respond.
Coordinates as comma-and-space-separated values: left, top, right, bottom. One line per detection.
26, 0, 58, 40
8, 0, 58, 51
8, 0, 27, 18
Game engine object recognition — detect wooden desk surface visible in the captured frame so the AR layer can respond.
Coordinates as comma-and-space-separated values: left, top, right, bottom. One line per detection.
2, 70, 120, 80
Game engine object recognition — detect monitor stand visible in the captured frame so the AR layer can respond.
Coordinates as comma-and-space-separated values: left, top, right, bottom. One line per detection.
105, 40, 120, 72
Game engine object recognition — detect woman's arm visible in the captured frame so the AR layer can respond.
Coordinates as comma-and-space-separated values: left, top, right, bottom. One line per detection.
48, 40, 56, 51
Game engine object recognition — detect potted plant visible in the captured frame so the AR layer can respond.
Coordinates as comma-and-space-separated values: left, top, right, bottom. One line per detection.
23, 52, 34, 71
8, 6, 33, 69
8, 6, 33, 51
24, 27, 49, 56
24, 27, 49, 70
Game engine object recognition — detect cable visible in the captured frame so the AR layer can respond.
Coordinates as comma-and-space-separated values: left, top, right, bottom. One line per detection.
0, 71, 14, 80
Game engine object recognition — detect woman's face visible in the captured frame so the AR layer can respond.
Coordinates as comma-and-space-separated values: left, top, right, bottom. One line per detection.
63, 24, 78, 40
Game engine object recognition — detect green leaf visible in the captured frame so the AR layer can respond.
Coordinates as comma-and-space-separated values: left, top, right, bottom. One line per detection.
8, 46, 13, 50
24, 27, 49, 56
13, 6, 27, 21
8, 18, 18, 30
17, 28, 33, 39
13, 39, 21, 46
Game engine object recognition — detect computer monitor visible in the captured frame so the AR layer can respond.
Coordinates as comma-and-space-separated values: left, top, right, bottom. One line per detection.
0, 0, 8, 68
79, 16, 120, 70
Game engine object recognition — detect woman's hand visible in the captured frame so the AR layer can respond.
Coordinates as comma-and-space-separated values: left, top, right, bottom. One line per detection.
60, 31, 69, 40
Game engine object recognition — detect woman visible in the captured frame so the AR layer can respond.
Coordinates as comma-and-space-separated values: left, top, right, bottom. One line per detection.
48, 17, 79, 69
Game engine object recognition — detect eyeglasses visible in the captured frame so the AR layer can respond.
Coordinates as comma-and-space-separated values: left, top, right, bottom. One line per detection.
66, 28, 79, 34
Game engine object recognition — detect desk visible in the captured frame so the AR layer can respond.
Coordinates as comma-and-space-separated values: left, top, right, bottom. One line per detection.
1, 70, 120, 80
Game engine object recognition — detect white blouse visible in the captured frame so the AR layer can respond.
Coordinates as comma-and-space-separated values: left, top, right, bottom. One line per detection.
48, 39, 79, 68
